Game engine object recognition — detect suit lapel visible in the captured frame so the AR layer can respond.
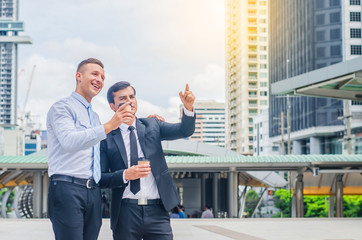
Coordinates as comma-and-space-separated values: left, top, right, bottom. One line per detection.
111, 129, 128, 167
136, 119, 147, 159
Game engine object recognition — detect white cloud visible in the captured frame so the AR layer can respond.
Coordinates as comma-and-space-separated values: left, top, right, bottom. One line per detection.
17, 0, 226, 129
191, 64, 225, 102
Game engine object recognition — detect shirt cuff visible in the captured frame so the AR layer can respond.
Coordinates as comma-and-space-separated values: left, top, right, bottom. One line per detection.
123, 171, 129, 184
94, 124, 106, 140
183, 107, 195, 117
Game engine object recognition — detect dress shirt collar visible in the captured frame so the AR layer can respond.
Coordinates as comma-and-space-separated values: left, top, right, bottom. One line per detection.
119, 120, 136, 133
71, 92, 90, 109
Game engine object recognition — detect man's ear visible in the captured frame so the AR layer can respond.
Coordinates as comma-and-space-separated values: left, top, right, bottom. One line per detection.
110, 103, 117, 112
75, 72, 81, 83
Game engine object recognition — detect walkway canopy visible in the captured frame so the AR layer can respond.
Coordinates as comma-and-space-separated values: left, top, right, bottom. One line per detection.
271, 56, 362, 100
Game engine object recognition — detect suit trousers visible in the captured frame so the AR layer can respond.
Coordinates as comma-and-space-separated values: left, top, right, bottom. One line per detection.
113, 202, 173, 240
48, 180, 102, 240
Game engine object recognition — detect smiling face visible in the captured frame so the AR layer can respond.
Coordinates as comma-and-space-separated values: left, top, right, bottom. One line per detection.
75, 63, 105, 102
110, 86, 138, 116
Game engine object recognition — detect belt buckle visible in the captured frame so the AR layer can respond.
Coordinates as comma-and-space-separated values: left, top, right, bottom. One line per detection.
138, 198, 147, 205
86, 179, 92, 189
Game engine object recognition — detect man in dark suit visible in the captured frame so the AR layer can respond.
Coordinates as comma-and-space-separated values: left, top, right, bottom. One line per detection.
99, 81, 195, 240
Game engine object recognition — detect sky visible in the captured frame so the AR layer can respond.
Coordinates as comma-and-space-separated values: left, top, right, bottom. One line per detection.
16, 0, 226, 129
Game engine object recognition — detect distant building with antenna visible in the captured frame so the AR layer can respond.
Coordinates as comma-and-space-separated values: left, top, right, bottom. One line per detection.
0, 0, 31, 125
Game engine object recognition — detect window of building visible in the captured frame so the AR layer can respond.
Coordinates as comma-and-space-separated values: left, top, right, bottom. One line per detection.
260, 72, 268, 78
249, 37, 257, 44
316, 30, 325, 41
352, 100, 362, 105
248, 27, 258, 34
351, 45, 362, 55
316, 0, 325, 8
316, 47, 325, 57
260, 36, 267, 41
272, 146, 279, 151
260, 9, 267, 15
260, 64, 267, 69
260, 28, 267, 33
260, 55, 267, 60
330, 12, 340, 23
260, 46, 267, 51
330, 45, 341, 56
249, 45, 257, 52
330, 28, 341, 39
260, 1, 267, 6
260, 100, 268, 105
249, 100, 257, 105
330, 0, 340, 6
249, 91, 257, 96
248, 9, 257, 15
260, 91, 267, 96
249, 109, 257, 115
260, 18, 266, 24
260, 82, 267, 87
350, 12, 361, 21
350, 28, 361, 38
249, 64, 257, 69
260, 146, 263, 152
249, 54, 257, 60
316, 14, 325, 25
248, 72, 257, 79
350, 0, 360, 5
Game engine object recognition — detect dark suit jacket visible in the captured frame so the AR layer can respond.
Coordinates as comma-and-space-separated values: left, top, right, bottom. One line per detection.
99, 113, 195, 229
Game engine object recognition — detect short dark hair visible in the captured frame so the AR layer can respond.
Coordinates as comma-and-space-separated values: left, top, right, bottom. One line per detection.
107, 81, 136, 104
77, 58, 104, 72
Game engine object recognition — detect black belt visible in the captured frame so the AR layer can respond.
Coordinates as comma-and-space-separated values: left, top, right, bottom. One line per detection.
122, 198, 162, 205
50, 174, 98, 189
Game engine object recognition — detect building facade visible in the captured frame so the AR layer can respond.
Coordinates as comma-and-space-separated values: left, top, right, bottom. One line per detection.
253, 109, 280, 155
0, 0, 31, 125
269, 0, 362, 154
187, 100, 226, 147
226, 0, 269, 154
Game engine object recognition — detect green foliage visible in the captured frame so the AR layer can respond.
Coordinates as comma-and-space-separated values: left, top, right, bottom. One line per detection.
244, 190, 260, 217
272, 189, 362, 218
0, 188, 15, 213
343, 195, 362, 217
304, 196, 328, 217
273, 189, 292, 217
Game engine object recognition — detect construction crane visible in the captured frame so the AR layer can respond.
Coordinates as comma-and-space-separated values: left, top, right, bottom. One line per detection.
19, 65, 36, 130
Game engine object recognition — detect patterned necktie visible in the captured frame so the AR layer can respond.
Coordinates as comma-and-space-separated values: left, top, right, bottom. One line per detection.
128, 126, 140, 194
88, 105, 101, 183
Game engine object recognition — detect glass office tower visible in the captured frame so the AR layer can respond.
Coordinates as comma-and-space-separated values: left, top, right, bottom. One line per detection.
269, 0, 362, 154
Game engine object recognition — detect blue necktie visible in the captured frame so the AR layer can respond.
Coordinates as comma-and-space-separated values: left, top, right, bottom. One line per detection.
88, 105, 101, 183
128, 126, 140, 194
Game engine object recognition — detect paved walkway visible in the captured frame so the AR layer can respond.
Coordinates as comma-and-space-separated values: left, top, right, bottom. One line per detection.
0, 218, 361, 240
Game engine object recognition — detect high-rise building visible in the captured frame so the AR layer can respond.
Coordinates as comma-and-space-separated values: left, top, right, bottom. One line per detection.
0, 0, 31, 125
226, 0, 269, 154
253, 109, 280, 155
187, 100, 226, 147
269, 0, 362, 154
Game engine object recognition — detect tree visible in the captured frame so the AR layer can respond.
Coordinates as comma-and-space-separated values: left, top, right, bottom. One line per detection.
304, 196, 328, 217
273, 189, 292, 217
343, 195, 362, 217
244, 190, 260, 217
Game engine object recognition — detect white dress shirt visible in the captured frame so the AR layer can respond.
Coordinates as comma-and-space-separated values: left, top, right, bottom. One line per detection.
121, 107, 194, 199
